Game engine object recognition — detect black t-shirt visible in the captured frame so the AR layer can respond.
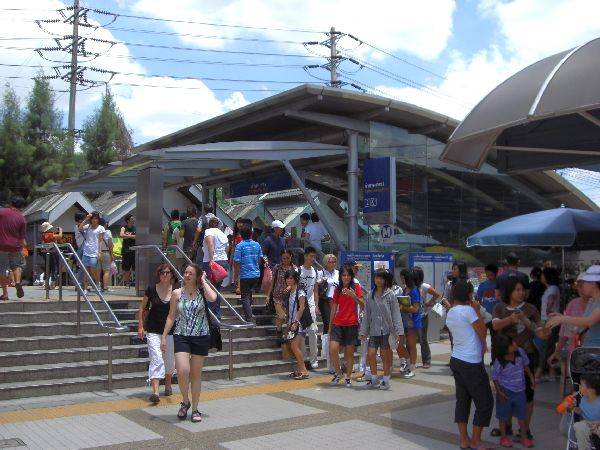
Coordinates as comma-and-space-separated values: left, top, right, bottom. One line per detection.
144, 285, 172, 335
527, 279, 545, 312
122, 225, 136, 253
182, 217, 197, 250
496, 269, 530, 298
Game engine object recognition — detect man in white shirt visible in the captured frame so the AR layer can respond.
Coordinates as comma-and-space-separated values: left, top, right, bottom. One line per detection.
299, 246, 321, 368
302, 213, 330, 252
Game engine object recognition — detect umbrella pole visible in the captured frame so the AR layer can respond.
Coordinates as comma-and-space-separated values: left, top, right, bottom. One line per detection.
562, 247, 566, 282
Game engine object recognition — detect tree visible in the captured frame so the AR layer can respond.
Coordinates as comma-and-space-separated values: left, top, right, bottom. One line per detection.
23, 75, 69, 192
81, 89, 132, 169
0, 84, 35, 203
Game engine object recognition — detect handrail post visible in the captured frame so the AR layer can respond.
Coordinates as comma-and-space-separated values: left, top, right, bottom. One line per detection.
58, 257, 63, 301
228, 328, 234, 381
76, 289, 81, 335
107, 332, 113, 392
45, 251, 50, 299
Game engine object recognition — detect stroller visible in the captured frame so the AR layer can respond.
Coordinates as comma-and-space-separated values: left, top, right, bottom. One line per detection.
564, 347, 600, 450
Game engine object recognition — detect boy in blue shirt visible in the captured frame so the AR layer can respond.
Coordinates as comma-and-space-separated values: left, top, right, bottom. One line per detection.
574, 374, 600, 449
233, 227, 263, 322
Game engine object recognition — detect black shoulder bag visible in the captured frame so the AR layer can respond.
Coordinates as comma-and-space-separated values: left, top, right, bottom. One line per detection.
200, 285, 223, 351
296, 288, 314, 330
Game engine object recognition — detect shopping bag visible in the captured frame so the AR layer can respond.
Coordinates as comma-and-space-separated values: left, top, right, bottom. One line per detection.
109, 261, 118, 276
261, 265, 273, 294
209, 261, 228, 284
431, 302, 447, 322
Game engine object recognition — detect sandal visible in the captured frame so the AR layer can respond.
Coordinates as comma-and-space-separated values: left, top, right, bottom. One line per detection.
191, 410, 202, 423
0, 295, 8, 301
294, 372, 309, 380
149, 393, 160, 404
177, 401, 191, 420
288, 371, 300, 378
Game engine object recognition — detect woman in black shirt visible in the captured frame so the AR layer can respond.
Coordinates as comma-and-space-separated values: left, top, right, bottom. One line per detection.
138, 263, 176, 404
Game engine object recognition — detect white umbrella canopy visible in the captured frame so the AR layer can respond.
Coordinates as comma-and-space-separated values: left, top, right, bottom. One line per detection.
441, 37, 600, 173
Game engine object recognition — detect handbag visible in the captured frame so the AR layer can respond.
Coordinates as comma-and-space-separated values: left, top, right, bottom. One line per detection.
261, 265, 273, 294
200, 286, 223, 351
297, 289, 314, 330
209, 261, 228, 284
265, 266, 279, 315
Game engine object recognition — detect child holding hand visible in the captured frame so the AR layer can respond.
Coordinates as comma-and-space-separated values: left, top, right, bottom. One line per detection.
492, 334, 535, 448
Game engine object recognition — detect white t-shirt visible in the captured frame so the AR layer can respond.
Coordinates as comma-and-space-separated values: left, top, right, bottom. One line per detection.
299, 266, 318, 309
81, 224, 105, 257
541, 285, 560, 320
304, 222, 327, 251
322, 269, 339, 298
202, 228, 229, 262
446, 304, 483, 364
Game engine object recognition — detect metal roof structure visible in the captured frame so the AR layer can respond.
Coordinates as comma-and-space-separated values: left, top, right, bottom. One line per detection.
441, 37, 600, 173
22, 192, 94, 223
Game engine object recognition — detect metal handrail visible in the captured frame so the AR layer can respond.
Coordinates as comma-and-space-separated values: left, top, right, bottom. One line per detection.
131, 244, 256, 380
35, 242, 127, 391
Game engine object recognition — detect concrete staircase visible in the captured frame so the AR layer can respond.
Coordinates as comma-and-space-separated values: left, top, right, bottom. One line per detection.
0, 295, 315, 400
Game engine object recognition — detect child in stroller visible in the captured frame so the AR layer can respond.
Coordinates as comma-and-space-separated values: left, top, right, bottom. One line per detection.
560, 347, 600, 449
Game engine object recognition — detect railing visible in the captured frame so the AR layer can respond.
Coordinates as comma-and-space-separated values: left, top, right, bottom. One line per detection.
131, 244, 255, 380
36, 243, 127, 392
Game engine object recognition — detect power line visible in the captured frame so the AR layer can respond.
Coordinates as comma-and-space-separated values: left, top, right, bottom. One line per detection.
346, 34, 448, 81
86, 7, 323, 34
51, 36, 317, 58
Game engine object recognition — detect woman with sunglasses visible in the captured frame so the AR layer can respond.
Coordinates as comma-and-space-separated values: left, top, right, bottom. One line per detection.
162, 263, 217, 423
138, 263, 176, 404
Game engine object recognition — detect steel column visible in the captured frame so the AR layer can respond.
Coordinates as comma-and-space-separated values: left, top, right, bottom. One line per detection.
281, 160, 346, 251
347, 132, 359, 251
135, 166, 164, 296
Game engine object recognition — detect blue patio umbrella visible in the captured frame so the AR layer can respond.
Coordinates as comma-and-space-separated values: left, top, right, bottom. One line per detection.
467, 207, 600, 249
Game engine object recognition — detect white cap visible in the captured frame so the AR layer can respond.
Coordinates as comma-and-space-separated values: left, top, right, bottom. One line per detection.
271, 220, 284, 229
580, 265, 600, 282
41, 222, 53, 233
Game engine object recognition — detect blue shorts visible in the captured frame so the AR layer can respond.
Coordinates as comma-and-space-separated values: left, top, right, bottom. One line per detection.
81, 255, 98, 268
495, 388, 526, 421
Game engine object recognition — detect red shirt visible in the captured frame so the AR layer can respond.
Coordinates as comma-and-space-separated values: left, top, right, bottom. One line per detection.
332, 283, 363, 326
0, 208, 26, 252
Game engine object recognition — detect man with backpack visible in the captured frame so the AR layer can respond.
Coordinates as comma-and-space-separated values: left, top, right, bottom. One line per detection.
162, 210, 181, 264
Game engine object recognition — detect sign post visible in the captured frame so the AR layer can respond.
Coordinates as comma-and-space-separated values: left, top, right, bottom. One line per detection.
362, 156, 396, 225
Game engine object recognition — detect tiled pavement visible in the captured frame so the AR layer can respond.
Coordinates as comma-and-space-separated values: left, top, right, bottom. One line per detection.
0, 341, 567, 450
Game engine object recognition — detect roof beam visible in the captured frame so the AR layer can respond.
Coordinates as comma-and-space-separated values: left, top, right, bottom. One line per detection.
284, 110, 369, 134
579, 111, 600, 128
494, 145, 600, 156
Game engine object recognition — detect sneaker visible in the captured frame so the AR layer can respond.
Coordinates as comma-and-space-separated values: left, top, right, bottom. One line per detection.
15, 283, 24, 298
399, 360, 408, 372
499, 436, 513, 448
310, 361, 319, 369
378, 380, 391, 390
329, 374, 342, 386
399, 370, 415, 379
356, 373, 371, 382
149, 393, 160, 404
519, 437, 534, 448
362, 379, 380, 389
344, 378, 352, 388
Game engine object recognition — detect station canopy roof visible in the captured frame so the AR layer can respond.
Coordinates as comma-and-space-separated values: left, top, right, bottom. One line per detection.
52, 84, 457, 193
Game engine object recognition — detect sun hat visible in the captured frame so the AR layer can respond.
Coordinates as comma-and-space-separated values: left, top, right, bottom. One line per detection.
579, 265, 600, 282
271, 220, 285, 229
41, 222, 54, 233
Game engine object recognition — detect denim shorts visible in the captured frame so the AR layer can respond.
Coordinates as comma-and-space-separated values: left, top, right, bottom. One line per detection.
81, 255, 98, 268
495, 388, 526, 421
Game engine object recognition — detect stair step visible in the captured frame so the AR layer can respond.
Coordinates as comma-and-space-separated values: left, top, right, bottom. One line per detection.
0, 337, 282, 366
0, 348, 286, 383
0, 359, 298, 400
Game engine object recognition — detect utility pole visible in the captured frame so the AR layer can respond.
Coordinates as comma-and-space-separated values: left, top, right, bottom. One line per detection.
67, 0, 80, 155
329, 26, 338, 87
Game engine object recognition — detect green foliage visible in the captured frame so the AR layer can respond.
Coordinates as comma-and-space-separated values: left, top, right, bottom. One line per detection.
0, 85, 35, 202
81, 89, 132, 169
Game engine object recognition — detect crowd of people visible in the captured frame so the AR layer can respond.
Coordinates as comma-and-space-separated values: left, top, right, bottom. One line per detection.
3, 198, 600, 447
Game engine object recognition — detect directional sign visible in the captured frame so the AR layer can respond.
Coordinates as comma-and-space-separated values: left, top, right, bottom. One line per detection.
380, 224, 394, 242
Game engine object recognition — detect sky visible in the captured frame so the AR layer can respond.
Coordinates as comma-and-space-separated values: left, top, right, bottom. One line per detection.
0, 0, 599, 201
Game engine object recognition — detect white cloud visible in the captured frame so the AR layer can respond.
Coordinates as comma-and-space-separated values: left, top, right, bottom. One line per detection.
0, 0, 249, 143
131, 0, 456, 61
376, 0, 600, 120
